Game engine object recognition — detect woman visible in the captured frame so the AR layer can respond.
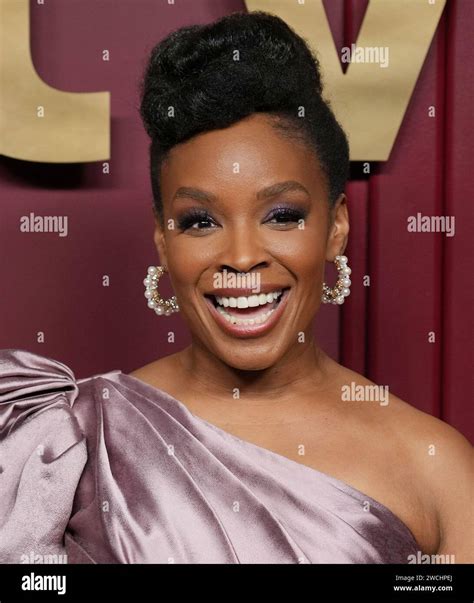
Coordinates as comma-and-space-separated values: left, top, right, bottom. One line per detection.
0, 11, 471, 564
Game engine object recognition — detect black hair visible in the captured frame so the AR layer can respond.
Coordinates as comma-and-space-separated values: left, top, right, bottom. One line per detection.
139, 10, 350, 221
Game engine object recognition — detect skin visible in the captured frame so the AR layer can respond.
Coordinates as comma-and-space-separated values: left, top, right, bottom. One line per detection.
131, 113, 473, 561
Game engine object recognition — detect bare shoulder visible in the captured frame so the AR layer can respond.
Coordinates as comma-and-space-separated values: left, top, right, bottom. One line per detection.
334, 362, 473, 561
391, 393, 473, 562
127, 351, 182, 389
384, 388, 472, 491
334, 362, 472, 460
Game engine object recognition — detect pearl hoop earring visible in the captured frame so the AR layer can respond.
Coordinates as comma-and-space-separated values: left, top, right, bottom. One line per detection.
321, 255, 352, 305
144, 266, 180, 316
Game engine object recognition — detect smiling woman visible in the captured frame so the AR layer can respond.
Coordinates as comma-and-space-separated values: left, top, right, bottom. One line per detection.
0, 10, 472, 566
147, 109, 348, 368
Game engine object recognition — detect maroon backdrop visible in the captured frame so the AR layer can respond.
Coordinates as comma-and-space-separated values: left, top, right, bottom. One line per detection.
0, 0, 472, 442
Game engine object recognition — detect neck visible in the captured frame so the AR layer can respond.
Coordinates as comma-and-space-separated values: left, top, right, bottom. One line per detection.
177, 333, 333, 407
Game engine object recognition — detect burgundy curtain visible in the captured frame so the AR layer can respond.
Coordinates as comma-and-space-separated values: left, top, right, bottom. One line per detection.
0, 0, 471, 442
333, 0, 473, 442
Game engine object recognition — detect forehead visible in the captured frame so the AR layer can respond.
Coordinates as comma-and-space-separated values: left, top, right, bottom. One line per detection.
159, 114, 327, 202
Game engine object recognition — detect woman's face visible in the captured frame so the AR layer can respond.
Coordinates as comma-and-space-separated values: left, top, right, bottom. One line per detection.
155, 113, 348, 371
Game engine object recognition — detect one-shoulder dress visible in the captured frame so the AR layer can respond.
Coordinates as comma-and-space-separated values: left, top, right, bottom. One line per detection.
0, 349, 420, 564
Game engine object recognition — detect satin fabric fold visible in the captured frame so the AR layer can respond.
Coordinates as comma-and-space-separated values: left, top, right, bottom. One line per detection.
0, 349, 419, 563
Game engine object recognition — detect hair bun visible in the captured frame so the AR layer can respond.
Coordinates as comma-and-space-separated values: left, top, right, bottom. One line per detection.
140, 11, 324, 144
139, 10, 349, 215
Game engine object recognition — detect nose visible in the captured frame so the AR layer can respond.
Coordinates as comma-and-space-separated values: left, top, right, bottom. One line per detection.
217, 221, 269, 274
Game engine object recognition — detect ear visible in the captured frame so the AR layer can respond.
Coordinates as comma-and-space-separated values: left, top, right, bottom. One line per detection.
325, 193, 350, 261
153, 218, 169, 270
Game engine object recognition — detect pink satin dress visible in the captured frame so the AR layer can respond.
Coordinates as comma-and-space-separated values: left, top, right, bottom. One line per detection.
0, 349, 419, 563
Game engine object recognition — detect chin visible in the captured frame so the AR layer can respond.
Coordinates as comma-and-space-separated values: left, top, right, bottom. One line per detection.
212, 341, 289, 372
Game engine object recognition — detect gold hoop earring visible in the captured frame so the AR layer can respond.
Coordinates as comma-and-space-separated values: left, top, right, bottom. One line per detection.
321, 255, 352, 305
143, 266, 180, 316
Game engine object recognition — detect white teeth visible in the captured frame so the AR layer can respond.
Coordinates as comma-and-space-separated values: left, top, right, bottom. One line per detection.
213, 290, 283, 309
237, 296, 249, 309
247, 295, 260, 307
216, 305, 275, 325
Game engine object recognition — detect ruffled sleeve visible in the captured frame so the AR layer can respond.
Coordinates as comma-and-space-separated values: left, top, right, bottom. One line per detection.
0, 349, 87, 563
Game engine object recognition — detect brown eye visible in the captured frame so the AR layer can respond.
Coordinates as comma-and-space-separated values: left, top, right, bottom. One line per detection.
190, 219, 214, 230
266, 207, 307, 224
177, 210, 218, 232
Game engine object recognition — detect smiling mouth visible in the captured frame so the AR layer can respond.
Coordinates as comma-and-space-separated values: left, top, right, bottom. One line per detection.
204, 287, 290, 327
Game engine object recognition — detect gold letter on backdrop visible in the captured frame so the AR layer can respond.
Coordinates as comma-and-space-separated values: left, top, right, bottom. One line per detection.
245, 0, 445, 161
0, 0, 109, 162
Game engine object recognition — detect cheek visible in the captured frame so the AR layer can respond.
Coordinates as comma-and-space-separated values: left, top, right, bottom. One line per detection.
163, 235, 211, 294
266, 227, 327, 279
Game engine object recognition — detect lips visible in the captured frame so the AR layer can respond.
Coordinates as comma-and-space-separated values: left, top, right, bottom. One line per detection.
204, 287, 291, 338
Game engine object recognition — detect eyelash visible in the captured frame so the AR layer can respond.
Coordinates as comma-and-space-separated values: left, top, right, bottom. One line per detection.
177, 209, 215, 232
176, 206, 307, 232
267, 207, 307, 224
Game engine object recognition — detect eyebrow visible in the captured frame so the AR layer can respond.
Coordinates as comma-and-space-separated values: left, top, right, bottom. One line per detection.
257, 180, 310, 200
172, 180, 310, 204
